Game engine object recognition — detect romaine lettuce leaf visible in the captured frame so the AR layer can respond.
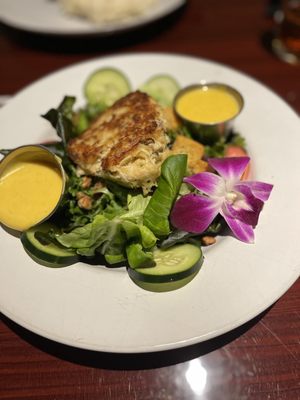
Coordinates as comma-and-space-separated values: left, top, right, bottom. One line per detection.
119, 194, 151, 223
126, 243, 155, 269
56, 214, 108, 250
55, 193, 157, 268
143, 154, 187, 237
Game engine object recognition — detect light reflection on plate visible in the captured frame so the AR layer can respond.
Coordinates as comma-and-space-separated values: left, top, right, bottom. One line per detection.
0, 53, 299, 353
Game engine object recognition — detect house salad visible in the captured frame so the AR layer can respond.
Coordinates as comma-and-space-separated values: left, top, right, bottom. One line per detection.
0, 68, 273, 292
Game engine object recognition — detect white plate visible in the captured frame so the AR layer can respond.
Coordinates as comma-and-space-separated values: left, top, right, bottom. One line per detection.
0, 53, 299, 353
0, 0, 185, 35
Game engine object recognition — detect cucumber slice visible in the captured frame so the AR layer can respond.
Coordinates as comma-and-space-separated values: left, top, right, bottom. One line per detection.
128, 243, 203, 292
139, 74, 180, 107
21, 223, 79, 268
84, 67, 131, 106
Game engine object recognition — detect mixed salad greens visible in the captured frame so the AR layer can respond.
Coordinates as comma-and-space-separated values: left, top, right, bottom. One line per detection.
1, 68, 273, 292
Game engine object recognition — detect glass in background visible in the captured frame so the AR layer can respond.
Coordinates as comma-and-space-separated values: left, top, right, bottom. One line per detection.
271, 0, 300, 64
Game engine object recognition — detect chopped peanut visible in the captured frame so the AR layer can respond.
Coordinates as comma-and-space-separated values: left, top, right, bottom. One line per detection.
81, 176, 92, 189
201, 236, 216, 246
77, 194, 93, 210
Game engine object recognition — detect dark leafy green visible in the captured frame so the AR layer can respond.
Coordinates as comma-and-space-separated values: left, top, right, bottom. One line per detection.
42, 96, 76, 148
160, 218, 223, 249
227, 131, 247, 148
160, 230, 198, 249
143, 154, 187, 238
205, 138, 226, 158
204, 131, 247, 158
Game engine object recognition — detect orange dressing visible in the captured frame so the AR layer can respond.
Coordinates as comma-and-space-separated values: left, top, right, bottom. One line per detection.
176, 86, 240, 124
0, 160, 63, 231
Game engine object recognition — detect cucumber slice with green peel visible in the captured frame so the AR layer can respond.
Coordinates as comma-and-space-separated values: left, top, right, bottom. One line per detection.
130, 271, 200, 292
21, 223, 79, 267
139, 74, 180, 107
84, 67, 131, 106
23, 247, 77, 269
127, 243, 203, 292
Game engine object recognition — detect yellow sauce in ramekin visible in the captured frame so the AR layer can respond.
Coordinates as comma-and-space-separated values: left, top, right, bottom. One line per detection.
175, 85, 241, 124
0, 147, 64, 231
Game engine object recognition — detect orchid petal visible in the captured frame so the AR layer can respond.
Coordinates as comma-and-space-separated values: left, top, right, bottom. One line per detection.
184, 172, 225, 196
171, 193, 220, 233
224, 185, 264, 227
173, 155, 272, 244
220, 209, 255, 243
235, 181, 273, 202
208, 157, 250, 181
224, 200, 264, 229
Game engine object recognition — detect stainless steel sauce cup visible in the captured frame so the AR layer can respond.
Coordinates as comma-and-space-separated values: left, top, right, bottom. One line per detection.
174, 83, 244, 145
0, 145, 66, 231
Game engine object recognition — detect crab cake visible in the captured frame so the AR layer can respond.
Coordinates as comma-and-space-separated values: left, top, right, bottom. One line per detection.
67, 91, 170, 193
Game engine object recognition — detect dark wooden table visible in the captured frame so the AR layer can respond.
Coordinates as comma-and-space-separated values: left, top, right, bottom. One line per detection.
0, 1, 299, 399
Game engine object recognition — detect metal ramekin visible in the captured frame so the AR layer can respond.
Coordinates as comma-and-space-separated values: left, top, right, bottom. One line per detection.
0, 144, 66, 231
174, 83, 244, 145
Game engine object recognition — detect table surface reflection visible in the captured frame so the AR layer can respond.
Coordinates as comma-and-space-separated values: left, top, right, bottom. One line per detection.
0, 1, 299, 399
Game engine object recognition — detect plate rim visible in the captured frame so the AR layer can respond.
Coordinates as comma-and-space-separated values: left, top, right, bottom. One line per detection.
1, 52, 299, 353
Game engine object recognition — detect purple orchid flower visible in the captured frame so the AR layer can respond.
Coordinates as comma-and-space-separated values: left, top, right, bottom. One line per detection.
170, 157, 273, 243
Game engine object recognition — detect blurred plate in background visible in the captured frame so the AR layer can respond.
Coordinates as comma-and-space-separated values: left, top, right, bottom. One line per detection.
0, 0, 186, 36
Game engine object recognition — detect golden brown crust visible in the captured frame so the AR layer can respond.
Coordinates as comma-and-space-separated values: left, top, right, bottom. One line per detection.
67, 92, 209, 192
170, 134, 208, 174
67, 91, 170, 192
